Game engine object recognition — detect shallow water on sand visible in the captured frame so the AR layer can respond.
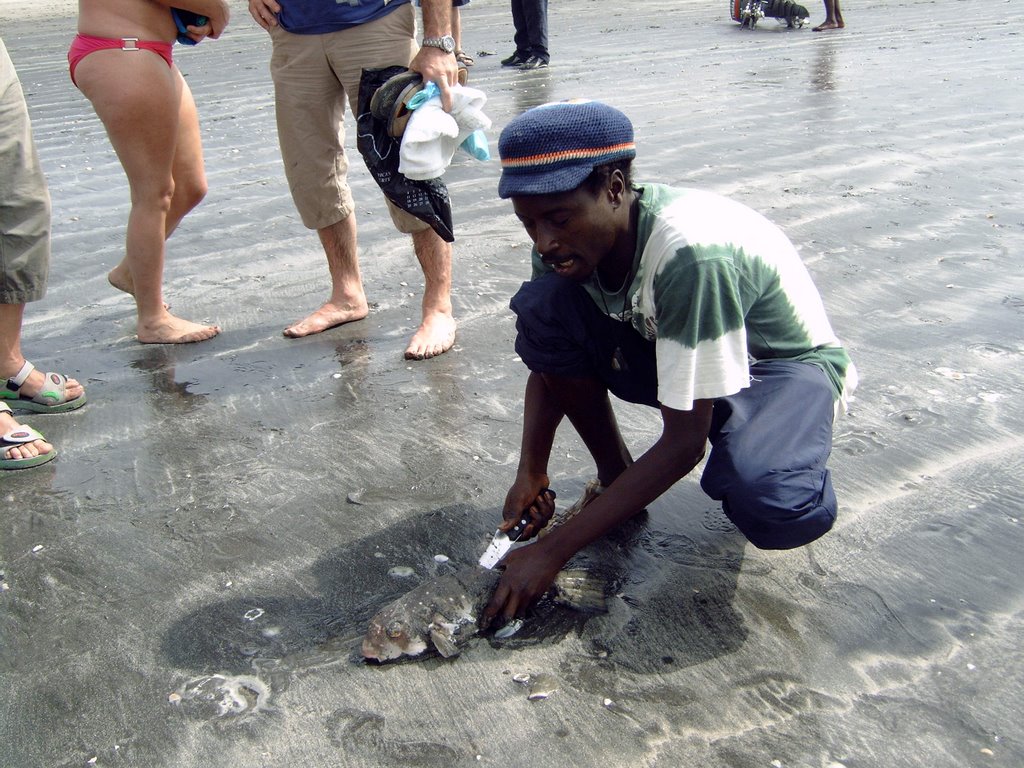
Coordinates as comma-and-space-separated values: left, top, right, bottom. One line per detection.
2, 1, 1023, 766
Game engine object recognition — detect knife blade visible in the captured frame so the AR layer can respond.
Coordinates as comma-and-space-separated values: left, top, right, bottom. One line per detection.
478, 490, 555, 569
478, 517, 527, 569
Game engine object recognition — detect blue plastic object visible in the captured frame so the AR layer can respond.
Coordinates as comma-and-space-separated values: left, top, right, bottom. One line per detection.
171, 9, 208, 46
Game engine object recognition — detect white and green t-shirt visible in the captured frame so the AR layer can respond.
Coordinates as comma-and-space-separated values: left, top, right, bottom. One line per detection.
575, 185, 857, 411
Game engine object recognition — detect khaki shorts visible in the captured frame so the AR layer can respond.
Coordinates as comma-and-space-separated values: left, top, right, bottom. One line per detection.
0, 37, 51, 304
270, 5, 428, 234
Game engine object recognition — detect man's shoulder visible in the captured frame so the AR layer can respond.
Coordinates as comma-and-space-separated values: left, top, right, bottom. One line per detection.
640, 185, 789, 263
638, 186, 732, 259
640, 185, 754, 224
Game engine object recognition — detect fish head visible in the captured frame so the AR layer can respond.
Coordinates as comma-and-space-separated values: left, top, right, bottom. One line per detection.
361, 568, 499, 662
361, 614, 429, 662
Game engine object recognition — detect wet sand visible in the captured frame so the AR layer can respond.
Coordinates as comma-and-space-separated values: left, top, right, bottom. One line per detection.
2, 1, 1023, 766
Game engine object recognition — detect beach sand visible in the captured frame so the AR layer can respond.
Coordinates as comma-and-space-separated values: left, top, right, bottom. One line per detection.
1, 1, 1022, 766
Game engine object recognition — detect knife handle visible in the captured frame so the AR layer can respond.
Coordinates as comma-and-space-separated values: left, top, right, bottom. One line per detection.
507, 517, 530, 541
508, 488, 556, 541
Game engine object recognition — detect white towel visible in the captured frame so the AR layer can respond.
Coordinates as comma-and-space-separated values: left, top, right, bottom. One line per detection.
399, 84, 492, 181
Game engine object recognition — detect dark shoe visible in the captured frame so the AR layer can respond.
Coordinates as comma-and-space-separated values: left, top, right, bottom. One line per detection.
501, 51, 528, 67
518, 56, 549, 70
369, 69, 424, 138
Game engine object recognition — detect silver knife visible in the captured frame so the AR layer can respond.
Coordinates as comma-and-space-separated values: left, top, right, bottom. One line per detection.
478, 489, 555, 569
478, 517, 529, 569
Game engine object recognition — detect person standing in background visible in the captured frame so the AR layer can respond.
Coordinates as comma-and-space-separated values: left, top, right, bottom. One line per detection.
2, 37, 87, 470
813, 0, 844, 30
451, 0, 474, 67
247, 0, 460, 360
501, 0, 549, 70
69, 1, 231, 344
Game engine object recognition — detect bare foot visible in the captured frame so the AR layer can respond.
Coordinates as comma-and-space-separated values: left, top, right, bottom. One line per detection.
1, 411, 53, 463
137, 313, 221, 344
404, 311, 456, 360
107, 263, 133, 294
283, 301, 370, 339
812, 20, 843, 30
108, 266, 170, 310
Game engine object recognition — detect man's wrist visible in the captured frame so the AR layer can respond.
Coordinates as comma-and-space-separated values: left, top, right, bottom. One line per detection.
536, 530, 575, 568
516, 465, 549, 483
421, 34, 456, 54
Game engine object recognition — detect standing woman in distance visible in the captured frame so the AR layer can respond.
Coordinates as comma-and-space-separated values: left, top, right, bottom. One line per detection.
69, 0, 229, 343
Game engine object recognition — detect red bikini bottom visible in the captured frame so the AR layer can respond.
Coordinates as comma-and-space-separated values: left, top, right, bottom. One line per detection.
68, 33, 173, 87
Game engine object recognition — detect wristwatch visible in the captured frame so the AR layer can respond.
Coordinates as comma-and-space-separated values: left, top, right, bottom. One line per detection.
421, 34, 456, 54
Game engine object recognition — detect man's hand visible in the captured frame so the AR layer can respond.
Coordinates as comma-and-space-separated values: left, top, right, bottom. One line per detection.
248, 0, 281, 30
482, 540, 567, 629
502, 480, 555, 542
408, 46, 458, 112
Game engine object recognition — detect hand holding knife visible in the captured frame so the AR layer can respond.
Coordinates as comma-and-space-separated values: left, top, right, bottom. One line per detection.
478, 488, 555, 638
479, 488, 555, 569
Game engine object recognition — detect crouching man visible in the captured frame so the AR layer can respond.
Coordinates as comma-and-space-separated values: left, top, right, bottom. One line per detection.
484, 100, 857, 625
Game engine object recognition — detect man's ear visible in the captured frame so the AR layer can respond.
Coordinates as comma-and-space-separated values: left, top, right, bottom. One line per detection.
607, 169, 627, 206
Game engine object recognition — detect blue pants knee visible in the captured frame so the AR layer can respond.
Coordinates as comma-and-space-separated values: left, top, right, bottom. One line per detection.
700, 360, 838, 550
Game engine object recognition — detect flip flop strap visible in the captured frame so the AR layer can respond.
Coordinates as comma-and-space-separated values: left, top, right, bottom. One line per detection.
0, 402, 13, 417
32, 372, 70, 406
3, 424, 46, 445
6, 360, 35, 391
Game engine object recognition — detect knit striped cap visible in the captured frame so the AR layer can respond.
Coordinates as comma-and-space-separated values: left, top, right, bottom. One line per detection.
498, 100, 636, 198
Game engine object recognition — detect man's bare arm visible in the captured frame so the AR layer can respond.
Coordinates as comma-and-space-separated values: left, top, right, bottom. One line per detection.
409, 0, 459, 111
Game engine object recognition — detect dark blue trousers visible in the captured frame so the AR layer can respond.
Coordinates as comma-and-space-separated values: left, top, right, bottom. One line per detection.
511, 0, 549, 61
511, 274, 838, 550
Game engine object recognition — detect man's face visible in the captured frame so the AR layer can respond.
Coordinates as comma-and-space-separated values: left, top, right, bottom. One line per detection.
511, 181, 623, 282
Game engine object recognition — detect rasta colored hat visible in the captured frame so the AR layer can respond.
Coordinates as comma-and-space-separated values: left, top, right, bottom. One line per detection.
498, 100, 636, 199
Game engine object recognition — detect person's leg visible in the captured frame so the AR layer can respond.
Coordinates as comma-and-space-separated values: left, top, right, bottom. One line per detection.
540, 372, 633, 485
271, 24, 373, 338
330, 6, 456, 358
452, 5, 462, 50
107, 71, 208, 305
506, 0, 530, 63
165, 78, 208, 237
453, 5, 474, 66
510, 274, 660, 482
1, 38, 85, 404
75, 52, 219, 343
283, 214, 369, 338
813, 0, 843, 30
521, 0, 549, 62
0, 308, 57, 465
405, 227, 456, 359
1, 401, 53, 464
1, 304, 85, 404
700, 360, 838, 549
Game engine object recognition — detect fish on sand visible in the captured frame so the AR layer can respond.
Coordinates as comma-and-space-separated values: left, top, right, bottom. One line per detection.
361, 564, 606, 663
